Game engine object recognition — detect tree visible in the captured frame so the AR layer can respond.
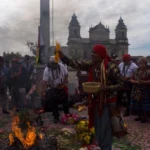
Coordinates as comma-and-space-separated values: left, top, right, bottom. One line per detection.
3, 52, 22, 61
26, 41, 37, 56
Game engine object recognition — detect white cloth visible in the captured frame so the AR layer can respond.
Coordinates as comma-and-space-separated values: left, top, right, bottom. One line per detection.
49, 56, 55, 62
59, 62, 68, 72
81, 71, 87, 75
119, 61, 138, 77
43, 63, 68, 88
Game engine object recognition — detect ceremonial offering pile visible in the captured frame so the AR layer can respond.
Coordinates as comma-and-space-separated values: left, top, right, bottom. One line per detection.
76, 120, 95, 145
61, 114, 78, 125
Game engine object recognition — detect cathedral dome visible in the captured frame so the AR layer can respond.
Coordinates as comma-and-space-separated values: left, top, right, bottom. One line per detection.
89, 22, 109, 41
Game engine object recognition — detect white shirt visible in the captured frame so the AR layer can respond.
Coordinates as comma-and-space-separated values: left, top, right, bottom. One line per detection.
59, 61, 68, 73
43, 63, 68, 88
119, 61, 138, 77
81, 71, 87, 75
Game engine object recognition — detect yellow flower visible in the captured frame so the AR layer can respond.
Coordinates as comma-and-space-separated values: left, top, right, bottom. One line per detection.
85, 120, 89, 125
79, 120, 86, 125
90, 127, 95, 134
84, 135, 91, 144
124, 123, 127, 128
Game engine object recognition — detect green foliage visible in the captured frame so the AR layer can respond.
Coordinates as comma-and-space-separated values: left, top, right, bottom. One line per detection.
0, 120, 8, 128
3, 51, 22, 61
113, 137, 141, 150
46, 128, 80, 150
26, 41, 37, 56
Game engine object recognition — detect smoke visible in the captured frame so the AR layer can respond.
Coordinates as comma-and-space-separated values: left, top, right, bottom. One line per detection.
0, 0, 150, 56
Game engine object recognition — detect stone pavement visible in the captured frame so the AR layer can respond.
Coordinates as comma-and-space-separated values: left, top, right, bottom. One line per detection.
71, 109, 150, 150
123, 115, 150, 150
0, 108, 150, 150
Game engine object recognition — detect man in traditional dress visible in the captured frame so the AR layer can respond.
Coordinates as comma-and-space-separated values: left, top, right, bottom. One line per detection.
58, 44, 123, 150
42, 56, 69, 123
118, 54, 138, 116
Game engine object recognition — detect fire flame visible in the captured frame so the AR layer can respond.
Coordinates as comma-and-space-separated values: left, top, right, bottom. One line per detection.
9, 116, 37, 149
39, 133, 43, 139
54, 41, 61, 63
9, 133, 14, 146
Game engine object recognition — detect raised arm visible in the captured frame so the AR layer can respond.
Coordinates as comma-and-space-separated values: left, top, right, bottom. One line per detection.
60, 52, 92, 71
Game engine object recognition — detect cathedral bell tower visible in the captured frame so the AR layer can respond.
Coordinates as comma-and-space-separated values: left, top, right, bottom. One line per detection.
115, 17, 128, 44
68, 13, 81, 39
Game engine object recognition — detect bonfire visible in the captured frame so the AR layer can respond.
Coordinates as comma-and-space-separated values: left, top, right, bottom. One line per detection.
8, 109, 58, 150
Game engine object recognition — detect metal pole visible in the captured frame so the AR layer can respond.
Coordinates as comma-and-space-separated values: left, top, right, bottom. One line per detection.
52, 0, 54, 46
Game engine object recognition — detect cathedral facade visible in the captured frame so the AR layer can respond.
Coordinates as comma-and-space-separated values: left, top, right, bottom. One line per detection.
67, 14, 129, 60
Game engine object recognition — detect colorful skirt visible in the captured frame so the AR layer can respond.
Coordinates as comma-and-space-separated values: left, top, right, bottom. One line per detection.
130, 89, 150, 116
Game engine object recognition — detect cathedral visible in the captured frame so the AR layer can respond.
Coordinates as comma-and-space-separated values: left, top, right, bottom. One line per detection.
67, 14, 129, 60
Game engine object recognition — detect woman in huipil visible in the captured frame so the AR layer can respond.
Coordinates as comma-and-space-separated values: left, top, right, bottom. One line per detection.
58, 44, 123, 150
130, 57, 150, 123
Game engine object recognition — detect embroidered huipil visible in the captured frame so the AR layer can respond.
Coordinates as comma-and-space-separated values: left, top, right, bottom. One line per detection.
61, 56, 123, 127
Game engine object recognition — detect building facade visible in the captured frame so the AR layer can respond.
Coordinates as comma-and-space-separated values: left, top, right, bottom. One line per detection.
67, 13, 129, 60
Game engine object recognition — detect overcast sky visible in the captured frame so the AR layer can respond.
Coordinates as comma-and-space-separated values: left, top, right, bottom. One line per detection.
0, 0, 149, 56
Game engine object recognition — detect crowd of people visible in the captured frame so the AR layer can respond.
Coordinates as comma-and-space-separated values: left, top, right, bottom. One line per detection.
0, 55, 34, 114
115, 54, 150, 123
0, 44, 150, 150
46, 44, 149, 150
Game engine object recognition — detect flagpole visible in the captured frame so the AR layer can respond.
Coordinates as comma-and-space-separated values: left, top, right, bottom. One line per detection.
52, 0, 54, 46
36, 26, 40, 65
